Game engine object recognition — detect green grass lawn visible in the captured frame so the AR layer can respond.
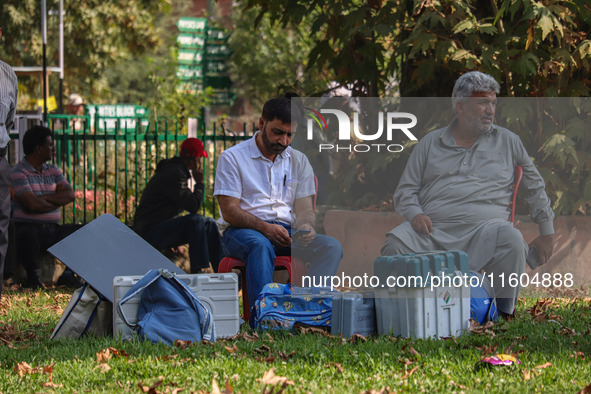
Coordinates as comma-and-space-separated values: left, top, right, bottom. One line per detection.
0, 288, 590, 393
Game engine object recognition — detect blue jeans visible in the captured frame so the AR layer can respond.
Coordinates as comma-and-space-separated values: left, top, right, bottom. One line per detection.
142, 214, 224, 273
222, 223, 342, 317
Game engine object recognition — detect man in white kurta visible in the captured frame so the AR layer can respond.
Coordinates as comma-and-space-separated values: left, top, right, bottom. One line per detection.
381, 72, 555, 316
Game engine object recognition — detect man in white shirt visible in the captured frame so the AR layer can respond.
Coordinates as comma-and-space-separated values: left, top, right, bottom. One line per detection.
214, 97, 342, 322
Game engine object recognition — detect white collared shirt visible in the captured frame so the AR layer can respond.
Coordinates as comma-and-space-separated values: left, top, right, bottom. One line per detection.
214, 131, 315, 230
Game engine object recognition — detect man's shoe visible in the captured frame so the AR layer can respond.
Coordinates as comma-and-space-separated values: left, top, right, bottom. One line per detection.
23, 276, 46, 290
56, 271, 84, 287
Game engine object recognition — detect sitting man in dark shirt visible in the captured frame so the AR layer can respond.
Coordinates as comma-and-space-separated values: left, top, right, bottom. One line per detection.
133, 138, 223, 273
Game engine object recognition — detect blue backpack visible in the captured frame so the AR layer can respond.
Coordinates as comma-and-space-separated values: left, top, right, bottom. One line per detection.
469, 272, 498, 324
117, 269, 215, 345
253, 283, 337, 330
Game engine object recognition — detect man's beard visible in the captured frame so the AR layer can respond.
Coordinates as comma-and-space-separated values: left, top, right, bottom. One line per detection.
466, 112, 494, 134
262, 124, 288, 154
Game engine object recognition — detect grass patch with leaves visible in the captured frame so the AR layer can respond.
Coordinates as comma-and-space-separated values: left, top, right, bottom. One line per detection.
0, 289, 590, 393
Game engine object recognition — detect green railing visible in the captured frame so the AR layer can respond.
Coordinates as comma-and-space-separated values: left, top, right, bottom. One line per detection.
10, 115, 256, 225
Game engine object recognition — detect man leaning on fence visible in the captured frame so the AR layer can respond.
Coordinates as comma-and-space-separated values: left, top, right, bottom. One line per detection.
133, 138, 224, 273
381, 71, 555, 318
11, 126, 82, 289
214, 96, 342, 324
0, 25, 18, 298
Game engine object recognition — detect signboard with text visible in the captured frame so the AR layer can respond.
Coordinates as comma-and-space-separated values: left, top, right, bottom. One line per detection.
176, 18, 234, 106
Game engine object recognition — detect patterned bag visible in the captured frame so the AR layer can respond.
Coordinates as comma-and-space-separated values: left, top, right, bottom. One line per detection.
252, 283, 337, 330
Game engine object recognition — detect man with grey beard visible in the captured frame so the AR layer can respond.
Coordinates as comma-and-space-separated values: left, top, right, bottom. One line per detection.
381, 71, 555, 317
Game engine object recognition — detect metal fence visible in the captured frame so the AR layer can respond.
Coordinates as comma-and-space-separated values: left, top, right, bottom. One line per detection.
9, 115, 256, 225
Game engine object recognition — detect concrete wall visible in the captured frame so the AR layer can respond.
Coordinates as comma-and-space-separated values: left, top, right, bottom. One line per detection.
323, 210, 591, 287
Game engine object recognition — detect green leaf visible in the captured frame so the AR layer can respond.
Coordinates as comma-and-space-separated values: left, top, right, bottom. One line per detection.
541, 134, 579, 168
514, 52, 539, 77
577, 40, 591, 58
478, 23, 498, 35
453, 19, 474, 34
537, 14, 554, 41
450, 49, 477, 62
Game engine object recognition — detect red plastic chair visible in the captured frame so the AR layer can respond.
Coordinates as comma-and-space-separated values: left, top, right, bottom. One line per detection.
510, 165, 523, 223
218, 175, 317, 321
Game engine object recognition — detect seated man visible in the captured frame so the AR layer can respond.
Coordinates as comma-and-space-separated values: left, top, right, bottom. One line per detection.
11, 126, 80, 288
133, 138, 223, 273
381, 71, 555, 317
214, 96, 342, 320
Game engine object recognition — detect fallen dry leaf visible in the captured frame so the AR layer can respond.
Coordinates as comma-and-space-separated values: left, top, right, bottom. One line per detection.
138, 380, 150, 393
258, 368, 295, 386
254, 345, 271, 355
225, 344, 239, 354
535, 362, 553, 369
96, 348, 113, 363
93, 363, 111, 373
408, 346, 420, 357
468, 319, 496, 338
174, 339, 193, 349
571, 351, 586, 360
211, 377, 222, 394
42, 382, 63, 388
476, 343, 498, 355
577, 383, 591, 393
401, 365, 419, 380
96, 347, 130, 362
225, 378, 234, 393
296, 326, 331, 337
523, 368, 532, 381
560, 327, 576, 337
326, 362, 344, 373
14, 361, 33, 377
349, 334, 368, 344
149, 379, 164, 392
278, 350, 296, 361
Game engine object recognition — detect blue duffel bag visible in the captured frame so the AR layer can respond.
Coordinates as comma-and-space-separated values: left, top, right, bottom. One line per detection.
117, 269, 215, 345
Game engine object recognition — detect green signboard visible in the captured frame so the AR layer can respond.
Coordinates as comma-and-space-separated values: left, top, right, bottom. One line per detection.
87, 104, 149, 133
205, 61, 228, 75
177, 34, 205, 49
177, 17, 207, 34
178, 50, 204, 65
177, 65, 204, 80
205, 44, 231, 58
207, 28, 229, 42
209, 90, 236, 106
176, 18, 233, 105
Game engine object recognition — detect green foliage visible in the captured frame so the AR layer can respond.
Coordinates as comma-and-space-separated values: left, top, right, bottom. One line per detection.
499, 98, 591, 215
244, 0, 591, 215
226, 5, 334, 108
0, 0, 170, 105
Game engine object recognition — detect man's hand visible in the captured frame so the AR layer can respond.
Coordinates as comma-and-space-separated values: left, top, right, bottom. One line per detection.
411, 213, 432, 235
189, 158, 204, 184
263, 223, 292, 247
293, 223, 316, 247
529, 234, 555, 266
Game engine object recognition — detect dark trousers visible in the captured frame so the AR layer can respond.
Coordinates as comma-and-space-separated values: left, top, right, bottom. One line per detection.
14, 222, 82, 283
142, 214, 224, 273
0, 156, 10, 297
